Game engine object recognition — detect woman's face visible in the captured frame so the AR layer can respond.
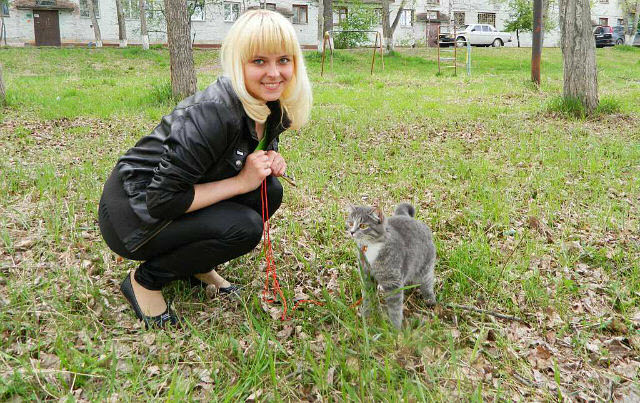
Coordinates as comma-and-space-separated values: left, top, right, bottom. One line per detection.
244, 52, 294, 102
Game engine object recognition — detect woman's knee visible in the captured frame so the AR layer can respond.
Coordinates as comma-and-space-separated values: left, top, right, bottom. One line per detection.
228, 209, 263, 251
266, 177, 283, 215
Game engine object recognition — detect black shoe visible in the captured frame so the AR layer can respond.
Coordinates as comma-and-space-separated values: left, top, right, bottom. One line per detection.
189, 276, 241, 296
218, 284, 241, 295
120, 272, 180, 328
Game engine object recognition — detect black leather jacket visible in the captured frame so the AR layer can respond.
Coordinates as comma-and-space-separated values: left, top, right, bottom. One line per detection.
109, 76, 290, 252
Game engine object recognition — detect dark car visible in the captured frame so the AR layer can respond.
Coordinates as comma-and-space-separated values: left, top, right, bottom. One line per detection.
635, 29, 640, 47
594, 25, 614, 48
612, 25, 625, 45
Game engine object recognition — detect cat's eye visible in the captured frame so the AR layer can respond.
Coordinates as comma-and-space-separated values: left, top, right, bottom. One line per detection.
359, 223, 369, 229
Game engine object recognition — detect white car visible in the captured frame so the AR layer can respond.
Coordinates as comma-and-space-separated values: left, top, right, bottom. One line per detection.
454, 24, 513, 47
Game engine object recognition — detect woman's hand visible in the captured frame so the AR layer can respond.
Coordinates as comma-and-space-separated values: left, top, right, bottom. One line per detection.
266, 150, 287, 177
236, 150, 272, 192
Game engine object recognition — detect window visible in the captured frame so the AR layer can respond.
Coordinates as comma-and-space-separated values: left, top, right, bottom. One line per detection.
426, 0, 439, 5
617, 18, 624, 26
144, 0, 162, 20
292, 4, 307, 24
454, 11, 465, 26
477, 12, 495, 26
399, 9, 413, 26
599, 17, 608, 26
599, 0, 608, 3
224, 2, 240, 22
1, 1, 9, 16
264, 2, 276, 10
122, 0, 140, 19
80, 0, 100, 17
189, 0, 205, 20
334, 7, 347, 24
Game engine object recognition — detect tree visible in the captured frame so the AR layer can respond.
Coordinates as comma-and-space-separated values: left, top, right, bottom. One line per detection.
559, 0, 598, 114
381, 0, 406, 52
0, 64, 6, 107
86, 0, 103, 47
504, 0, 533, 47
634, 1, 640, 42
323, 0, 333, 46
317, 0, 324, 52
115, 0, 128, 47
139, 0, 149, 49
334, 2, 375, 49
0, 0, 8, 45
163, 0, 197, 99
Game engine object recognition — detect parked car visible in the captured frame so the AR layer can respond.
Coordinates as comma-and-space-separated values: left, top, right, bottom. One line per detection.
454, 24, 513, 47
635, 30, 640, 47
612, 25, 625, 45
593, 25, 614, 48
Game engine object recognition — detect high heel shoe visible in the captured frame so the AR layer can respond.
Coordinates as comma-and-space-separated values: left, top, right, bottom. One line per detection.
120, 272, 180, 328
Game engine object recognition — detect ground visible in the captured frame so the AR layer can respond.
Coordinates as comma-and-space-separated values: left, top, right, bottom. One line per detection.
0, 45, 639, 400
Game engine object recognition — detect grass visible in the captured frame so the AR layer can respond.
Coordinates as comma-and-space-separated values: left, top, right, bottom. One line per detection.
1, 45, 640, 400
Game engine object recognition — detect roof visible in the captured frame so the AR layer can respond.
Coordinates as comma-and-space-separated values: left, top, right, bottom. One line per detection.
15, 0, 78, 11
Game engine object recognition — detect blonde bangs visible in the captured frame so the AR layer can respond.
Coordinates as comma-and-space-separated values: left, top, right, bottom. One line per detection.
221, 9, 312, 130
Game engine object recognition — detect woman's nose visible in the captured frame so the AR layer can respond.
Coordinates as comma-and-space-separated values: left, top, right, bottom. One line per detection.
266, 62, 279, 77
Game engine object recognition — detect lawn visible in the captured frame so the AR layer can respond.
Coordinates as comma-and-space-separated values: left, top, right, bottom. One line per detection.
1, 45, 639, 400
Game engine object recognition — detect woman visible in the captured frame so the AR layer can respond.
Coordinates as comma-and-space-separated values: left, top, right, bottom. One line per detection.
98, 10, 312, 327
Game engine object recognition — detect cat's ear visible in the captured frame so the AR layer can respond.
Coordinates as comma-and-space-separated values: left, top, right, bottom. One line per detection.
372, 205, 384, 224
347, 204, 355, 214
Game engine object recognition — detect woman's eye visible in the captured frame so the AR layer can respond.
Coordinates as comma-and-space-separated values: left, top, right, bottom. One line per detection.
359, 224, 368, 229
279, 57, 291, 64
252, 59, 264, 65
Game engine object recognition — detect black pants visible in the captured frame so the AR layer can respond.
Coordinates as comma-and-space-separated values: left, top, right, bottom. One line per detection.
99, 176, 283, 290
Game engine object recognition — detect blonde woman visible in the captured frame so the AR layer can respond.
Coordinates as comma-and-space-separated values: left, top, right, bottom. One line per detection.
98, 10, 312, 327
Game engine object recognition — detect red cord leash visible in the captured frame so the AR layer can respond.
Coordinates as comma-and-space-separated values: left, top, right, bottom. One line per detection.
259, 179, 324, 321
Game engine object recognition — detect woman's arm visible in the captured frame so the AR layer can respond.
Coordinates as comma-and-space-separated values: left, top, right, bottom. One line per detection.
186, 150, 273, 213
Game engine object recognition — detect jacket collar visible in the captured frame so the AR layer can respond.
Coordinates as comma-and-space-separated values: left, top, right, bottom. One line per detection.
217, 76, 291, 140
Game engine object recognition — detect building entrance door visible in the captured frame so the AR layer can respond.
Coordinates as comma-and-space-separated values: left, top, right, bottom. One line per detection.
34, 10, 61, 46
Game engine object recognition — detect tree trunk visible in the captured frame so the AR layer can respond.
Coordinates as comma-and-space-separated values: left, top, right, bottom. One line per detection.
633, 1, 640, 43
164, 0, 197, 99
559, 0, 598, 114
86, 0, 102, 47
516, 29, 520, 47
0, 64, 6, 107
115, 0, 128, 47
139, 0, 149, 49
317, 0, 324, 52
0, 14, 6, 46
322, 0, 332, 42
382, 0, 406, 52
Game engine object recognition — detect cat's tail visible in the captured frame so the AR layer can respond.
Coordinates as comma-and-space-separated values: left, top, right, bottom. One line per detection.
394, 203, 415, 217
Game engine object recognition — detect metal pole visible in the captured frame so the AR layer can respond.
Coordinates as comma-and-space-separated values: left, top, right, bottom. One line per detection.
321, 31, 328, 76
531, 0, 543, 85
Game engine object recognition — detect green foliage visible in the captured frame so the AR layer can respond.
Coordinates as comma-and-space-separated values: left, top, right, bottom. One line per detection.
333, 1, 376, 49
504, 0, 533, 33
546, 96, 587, 119
546, 95, 622, 119
1, 46, 639, 400
504, 0, 556, 33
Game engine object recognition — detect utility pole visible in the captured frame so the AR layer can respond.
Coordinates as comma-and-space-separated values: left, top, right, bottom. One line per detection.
531, 0, 543, 85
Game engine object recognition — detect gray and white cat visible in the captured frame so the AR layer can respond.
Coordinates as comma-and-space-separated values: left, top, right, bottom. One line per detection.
347, 203, 436, 329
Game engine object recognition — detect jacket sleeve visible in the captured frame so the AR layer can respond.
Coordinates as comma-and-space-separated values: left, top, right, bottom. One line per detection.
145, 102, 231, 219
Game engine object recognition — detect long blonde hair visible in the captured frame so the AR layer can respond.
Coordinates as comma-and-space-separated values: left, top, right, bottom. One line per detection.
221, 9, 312, 130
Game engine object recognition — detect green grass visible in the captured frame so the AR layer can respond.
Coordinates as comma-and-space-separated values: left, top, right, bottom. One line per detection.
1, 45, 639, 400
